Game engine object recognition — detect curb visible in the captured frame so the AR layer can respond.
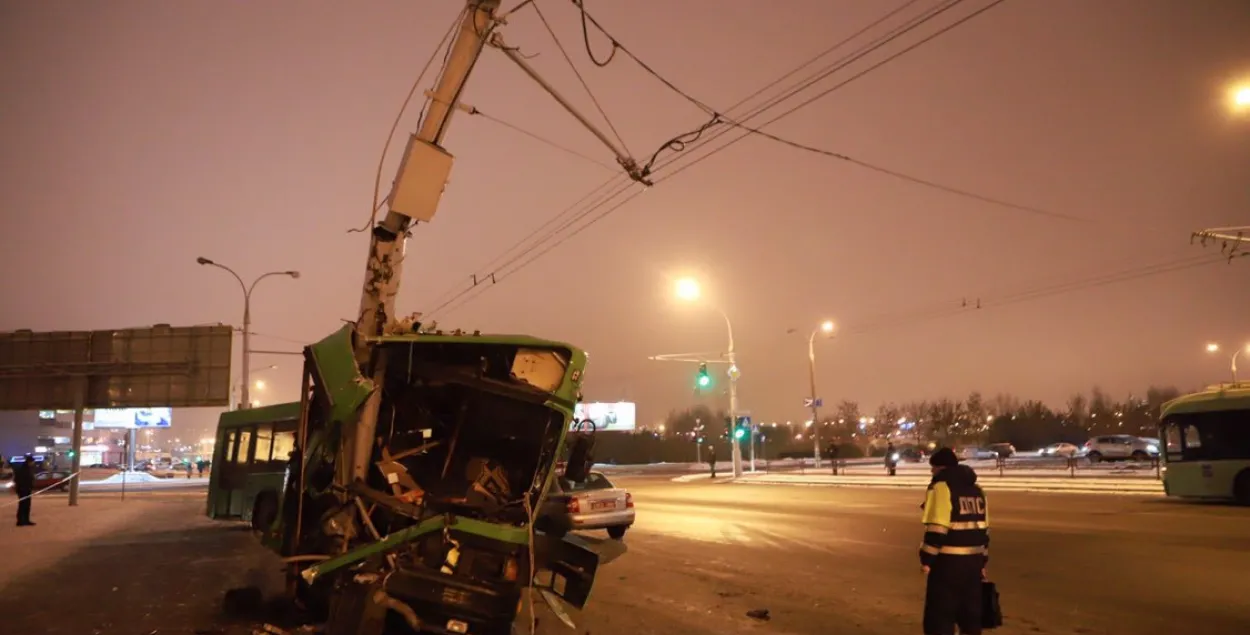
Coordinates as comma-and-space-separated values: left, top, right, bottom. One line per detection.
729, 477, 1163, 496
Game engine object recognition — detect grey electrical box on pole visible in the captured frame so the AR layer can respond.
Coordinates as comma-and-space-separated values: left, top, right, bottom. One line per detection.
347, 0, 500, 484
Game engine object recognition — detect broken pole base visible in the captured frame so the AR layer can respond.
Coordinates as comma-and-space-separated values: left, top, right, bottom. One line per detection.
323, 576, 387, 635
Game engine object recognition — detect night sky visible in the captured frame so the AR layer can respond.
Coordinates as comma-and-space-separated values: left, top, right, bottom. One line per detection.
2, 0, 1249, 442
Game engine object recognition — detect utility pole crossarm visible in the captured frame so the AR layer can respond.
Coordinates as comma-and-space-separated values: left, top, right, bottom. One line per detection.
1192, 226, 1250, 262
489, 34, 650, 185
648, 352, 730, 363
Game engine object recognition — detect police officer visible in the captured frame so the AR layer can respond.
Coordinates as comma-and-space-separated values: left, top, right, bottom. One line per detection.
13, 453, 36, 527
919, 447, 988, 635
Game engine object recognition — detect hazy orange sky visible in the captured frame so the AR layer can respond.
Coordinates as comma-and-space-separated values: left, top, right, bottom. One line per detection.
2, 0, 1249, 440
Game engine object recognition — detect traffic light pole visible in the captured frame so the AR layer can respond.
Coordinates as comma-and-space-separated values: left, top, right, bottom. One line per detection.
722, 313, 743, 478
648, 349, 743, 477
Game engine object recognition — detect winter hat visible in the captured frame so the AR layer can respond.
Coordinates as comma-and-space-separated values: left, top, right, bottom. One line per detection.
929, 447, 959, 468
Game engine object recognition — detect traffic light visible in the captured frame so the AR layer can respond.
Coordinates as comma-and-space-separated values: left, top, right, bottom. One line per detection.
733, 426, 746, 441
696, 363, 712, 388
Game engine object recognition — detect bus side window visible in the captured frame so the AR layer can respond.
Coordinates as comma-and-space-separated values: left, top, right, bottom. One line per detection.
272, 428, 296, 464
1164, 422, 1182, 461
234, 428, 253, 464
1182, 424, 1203, 461
222, 429, 238, 464
254, 424, 274, 465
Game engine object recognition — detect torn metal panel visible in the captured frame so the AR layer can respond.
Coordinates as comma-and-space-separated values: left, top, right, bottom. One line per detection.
308, 325, 374, 423
301, 514, 530, 585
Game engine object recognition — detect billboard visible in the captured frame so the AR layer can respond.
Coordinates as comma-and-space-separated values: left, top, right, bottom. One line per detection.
0, 325, 232, 411
571, 401, 636, 432
91, 407, 172, 429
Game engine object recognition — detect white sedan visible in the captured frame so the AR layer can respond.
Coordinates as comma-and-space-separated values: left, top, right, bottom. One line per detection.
958, 447, 1000, 460
1040, 442, 1080, 458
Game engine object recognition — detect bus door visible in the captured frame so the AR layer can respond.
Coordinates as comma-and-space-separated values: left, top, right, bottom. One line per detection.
213, 426, 255, 517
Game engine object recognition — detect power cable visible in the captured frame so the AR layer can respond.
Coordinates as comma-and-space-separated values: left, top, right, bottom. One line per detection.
424, 179, 644, 318
469, 107, 618, 171
349, 7, 467, 234
423, 0, 948, 313
653, 1, 1014, 185
423, 0, 1008, 318
420, 172, 633, 313
533, 0, 632, 156
844, 254, 1228, 336
577, 252, 1237, 389
573, 0, 1075, 225
646, 0, 975, 174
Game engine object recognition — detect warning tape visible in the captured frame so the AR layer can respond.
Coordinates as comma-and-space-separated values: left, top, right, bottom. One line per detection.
0, 471, 80, 509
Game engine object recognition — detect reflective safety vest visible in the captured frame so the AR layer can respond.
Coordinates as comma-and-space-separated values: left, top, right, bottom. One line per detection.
919, 474, 990, 567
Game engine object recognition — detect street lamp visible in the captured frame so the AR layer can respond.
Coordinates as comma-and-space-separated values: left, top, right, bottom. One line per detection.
807, 320, 836, 467
673, 277, 744, 477
1230, 83, 1250, 114
196, 257, 300, 410
1206, 342, 1250, 385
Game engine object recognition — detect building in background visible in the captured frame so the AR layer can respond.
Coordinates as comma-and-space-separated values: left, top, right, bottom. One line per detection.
0, 411, 43, 462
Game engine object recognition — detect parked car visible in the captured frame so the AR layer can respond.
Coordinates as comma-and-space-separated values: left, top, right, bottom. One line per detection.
1040, 442, 1080, 458
1081, 435, 1159, 462
891, 446, 928, 463
3, 470, 71, 492
987, 443, 1016, 458
537, 471, 634, 539
959, 447, 1000, 461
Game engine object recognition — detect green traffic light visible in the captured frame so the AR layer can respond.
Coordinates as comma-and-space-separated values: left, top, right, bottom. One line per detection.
733, 427, 746, 440
697, 374, 711, 387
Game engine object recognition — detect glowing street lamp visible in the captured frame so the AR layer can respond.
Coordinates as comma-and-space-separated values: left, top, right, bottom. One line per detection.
1206, 342, 1250, 384
675, 277, 701, 302
196, 257, 300, 410
1231, 84, 1250, 114
672, 276, 744, 476
806, 319, 836, 466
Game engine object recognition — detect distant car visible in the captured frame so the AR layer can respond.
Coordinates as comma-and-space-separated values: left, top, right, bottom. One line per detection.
1041, 442, 1080, 458
958, 447, 1000, 461
1081, 435, 1159, 462
537, 471, 635, 540
3, 470, 71, 492
987, 443, 1016, 458
890, 447, 927, 463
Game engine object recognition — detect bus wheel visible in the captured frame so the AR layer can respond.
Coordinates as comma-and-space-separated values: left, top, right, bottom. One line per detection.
1234, 470, 1250, 507
252, 492, 278, 533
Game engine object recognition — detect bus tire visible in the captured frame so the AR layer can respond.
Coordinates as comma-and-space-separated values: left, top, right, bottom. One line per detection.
251, 491, 278, 533
1234, 470, 1250, 507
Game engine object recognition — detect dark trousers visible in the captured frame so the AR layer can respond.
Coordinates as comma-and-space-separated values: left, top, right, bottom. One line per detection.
923, 556, 983, 635
16, 495, 32, 525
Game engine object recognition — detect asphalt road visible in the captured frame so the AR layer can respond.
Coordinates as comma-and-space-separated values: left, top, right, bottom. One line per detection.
1, 477, 1247, 634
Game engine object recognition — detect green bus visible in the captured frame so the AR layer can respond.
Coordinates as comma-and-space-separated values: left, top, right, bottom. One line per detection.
206, 401, 301, 530
205, 324, 602, 633
1159, 385, 1250, 505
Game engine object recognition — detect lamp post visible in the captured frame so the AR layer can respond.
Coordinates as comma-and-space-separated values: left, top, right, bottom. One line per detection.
196, 257, 299, 409
808, 320, 836, 466
675, 277, 743, 478
1206, 342, 1250, 385
1229, 83, 1250, 115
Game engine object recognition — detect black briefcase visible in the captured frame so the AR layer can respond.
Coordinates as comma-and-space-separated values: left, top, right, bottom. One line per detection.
981, 581, 1003, 629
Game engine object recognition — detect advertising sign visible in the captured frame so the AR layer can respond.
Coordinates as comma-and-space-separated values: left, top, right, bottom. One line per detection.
571, 401, 636, 432
0, 325, 232, 411
91, 407, 172, 429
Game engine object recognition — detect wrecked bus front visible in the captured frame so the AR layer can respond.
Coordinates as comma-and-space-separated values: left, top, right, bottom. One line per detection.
276, 326, 597, 633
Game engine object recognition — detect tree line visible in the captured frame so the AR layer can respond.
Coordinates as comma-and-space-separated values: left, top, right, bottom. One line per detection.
587, 385, 1186, 466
